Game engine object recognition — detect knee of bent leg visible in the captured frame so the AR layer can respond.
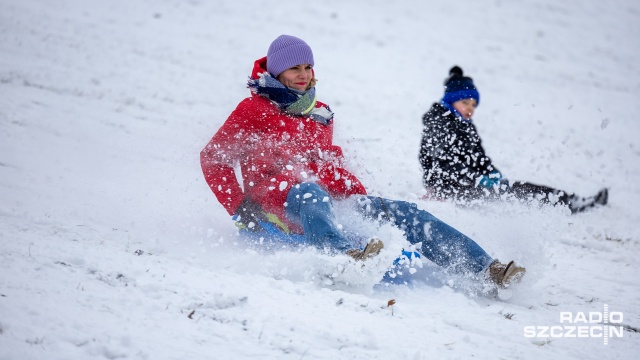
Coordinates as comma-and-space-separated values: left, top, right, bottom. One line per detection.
392, 199, 437, 224
285, 183, 332, 216
289, 183, 330, 200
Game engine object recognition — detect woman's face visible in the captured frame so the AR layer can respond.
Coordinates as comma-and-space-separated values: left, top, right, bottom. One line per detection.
452, 98, 478, 120
277, 64, 313, 91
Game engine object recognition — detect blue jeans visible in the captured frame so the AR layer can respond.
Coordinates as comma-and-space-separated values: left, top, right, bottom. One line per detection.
285, 183, 493, 274
284, 183, 354, 251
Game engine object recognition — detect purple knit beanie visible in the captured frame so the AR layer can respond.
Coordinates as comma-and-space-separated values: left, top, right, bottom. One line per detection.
266, 35, 314, 78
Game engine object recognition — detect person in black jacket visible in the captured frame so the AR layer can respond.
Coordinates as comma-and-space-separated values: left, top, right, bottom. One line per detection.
419, 66, 608, 214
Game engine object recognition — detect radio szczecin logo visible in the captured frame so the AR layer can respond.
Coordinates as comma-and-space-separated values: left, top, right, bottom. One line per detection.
523, 304, 624, 345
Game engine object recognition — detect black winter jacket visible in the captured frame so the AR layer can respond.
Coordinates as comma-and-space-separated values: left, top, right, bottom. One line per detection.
419, 103, 500, 197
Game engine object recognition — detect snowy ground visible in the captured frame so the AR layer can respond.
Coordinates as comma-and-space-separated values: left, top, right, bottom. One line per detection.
1, 0, 640, 359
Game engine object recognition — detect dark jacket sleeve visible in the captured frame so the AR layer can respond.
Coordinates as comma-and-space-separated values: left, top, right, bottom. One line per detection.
464, 122, 500, 178
419, 104, 449, 185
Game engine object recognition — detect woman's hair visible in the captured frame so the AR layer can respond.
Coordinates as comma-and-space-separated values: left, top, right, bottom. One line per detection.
307, 77, 317, 90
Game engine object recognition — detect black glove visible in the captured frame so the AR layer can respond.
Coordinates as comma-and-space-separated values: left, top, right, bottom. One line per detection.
234, 198, 264, 232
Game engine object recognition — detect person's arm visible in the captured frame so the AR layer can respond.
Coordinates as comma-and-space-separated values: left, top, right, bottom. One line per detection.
420, 111, 448, 170
315, 158, 367, 198
200, 99, 252, 215
470, 123, 501, 172
312, 117, 367, 198
419, 106, 457, 185
464, 124, 503, 187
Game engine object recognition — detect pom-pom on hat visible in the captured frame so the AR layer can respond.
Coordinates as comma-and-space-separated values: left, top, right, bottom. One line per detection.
442, 66, 480, 106
266, 35, 315, 78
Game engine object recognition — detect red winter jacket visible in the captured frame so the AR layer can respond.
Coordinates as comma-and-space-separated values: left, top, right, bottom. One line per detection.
200, 57, 367, 232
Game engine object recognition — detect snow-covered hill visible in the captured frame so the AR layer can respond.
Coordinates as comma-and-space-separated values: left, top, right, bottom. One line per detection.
1, 0, 639, 359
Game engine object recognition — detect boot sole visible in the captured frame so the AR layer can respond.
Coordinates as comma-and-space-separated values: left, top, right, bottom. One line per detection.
502, 261, 526, 287
361, 238, 384, 259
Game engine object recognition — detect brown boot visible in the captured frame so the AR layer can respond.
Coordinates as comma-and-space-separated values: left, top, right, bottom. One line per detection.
346, 238, 384, 261
485, 260, 526, 288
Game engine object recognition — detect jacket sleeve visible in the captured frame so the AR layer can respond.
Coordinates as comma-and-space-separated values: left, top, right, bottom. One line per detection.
200, 99, 252, 216
465, 124, 501, 178
314, 143, 367, 198
419, 110, 448, 173
440, 129, 497, 184
305, 111, 367, 198
420, 106, 458, 189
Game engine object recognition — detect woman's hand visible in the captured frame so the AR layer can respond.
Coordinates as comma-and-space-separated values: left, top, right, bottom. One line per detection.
234, 198, 264, 232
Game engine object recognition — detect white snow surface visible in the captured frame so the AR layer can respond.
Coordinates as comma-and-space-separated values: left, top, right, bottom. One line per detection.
1, 0, 640, 359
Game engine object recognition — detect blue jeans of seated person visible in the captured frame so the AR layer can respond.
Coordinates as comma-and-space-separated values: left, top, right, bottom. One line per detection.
285, 183, 494, 274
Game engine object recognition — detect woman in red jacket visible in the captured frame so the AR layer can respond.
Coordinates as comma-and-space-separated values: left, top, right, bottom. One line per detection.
201, 35, 523, 287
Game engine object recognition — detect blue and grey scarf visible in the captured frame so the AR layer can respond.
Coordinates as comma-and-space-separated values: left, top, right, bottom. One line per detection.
248, 72, 334, 125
